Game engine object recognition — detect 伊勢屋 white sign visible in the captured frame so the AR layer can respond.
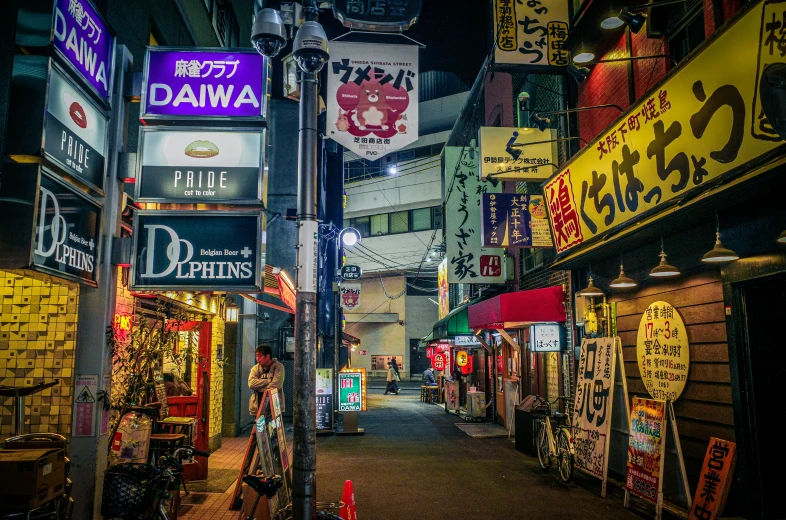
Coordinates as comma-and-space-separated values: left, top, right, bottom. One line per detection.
478, 127, 557, 182
327, 42, 418, 159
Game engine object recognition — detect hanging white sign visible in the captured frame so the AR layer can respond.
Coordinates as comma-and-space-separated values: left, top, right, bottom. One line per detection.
326, 42, 418, 159
340, 283, 362, 311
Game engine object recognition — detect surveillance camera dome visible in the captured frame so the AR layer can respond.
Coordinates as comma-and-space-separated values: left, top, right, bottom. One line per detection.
293, 21, 329, 73
251, 8, 287, 58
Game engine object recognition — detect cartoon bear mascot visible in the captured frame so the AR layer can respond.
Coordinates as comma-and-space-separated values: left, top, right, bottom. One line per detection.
353, 82, 394, 131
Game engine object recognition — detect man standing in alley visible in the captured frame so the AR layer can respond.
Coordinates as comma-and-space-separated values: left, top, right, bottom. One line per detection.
249, 344, 285, 417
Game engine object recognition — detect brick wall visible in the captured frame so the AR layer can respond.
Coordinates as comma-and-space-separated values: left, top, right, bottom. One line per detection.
0, 270, 79, 437
577, 33, 631, 146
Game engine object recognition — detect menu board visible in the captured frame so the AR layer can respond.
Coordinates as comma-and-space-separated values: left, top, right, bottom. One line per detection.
637, 301, 690, 402
625, 398, 666, 503
152, 367, 170, 420
573, 337, 617, 479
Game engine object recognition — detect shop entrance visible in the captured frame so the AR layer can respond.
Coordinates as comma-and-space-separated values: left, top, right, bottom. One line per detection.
737, 273, 786, 519
164, 320, 212, 480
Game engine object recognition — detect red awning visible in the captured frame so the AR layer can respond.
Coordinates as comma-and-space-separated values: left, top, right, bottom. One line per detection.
468, 286, 566, 329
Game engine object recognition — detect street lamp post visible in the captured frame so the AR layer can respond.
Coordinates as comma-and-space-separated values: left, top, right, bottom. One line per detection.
330, 226, 361, 426
250, 3, 328, 518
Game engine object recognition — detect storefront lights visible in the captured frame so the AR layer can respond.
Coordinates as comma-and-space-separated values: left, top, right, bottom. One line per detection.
610, 255, 637, 289
701, 214, 739, 263
579, 269, 604, 297
223, 297, 239, 323
649, 238, 680, 277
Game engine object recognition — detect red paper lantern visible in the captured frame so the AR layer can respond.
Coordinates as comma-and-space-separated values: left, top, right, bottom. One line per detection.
426, 347, 433, 359
432, 353, 446, 371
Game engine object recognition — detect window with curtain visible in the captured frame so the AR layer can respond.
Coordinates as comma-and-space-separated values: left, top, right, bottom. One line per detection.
389, 211, 409, 234
370, 214, 389, 236
411, 208, 431, 231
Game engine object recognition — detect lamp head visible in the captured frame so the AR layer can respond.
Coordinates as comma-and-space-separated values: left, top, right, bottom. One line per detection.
340, 227, 361, 247
251, 8, 287, 58
530, 113, 551, 132
293, 21, 329, 73
619, 7, 646, 34
567, 64, 591, 84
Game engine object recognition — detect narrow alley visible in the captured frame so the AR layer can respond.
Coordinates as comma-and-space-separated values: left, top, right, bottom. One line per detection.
180, 384, 639, 520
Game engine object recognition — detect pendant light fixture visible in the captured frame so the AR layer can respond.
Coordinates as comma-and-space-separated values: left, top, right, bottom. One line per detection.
610, 254, 637, 289
649, 237, 680, 277
579, 266, 604, 297
777, 229, 786, 244
702, 213, 739, 263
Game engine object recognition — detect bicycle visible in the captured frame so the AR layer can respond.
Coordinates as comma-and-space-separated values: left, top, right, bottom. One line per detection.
101, 445, 210, 520
241, 475, 344, 520
533, 395, 574, 484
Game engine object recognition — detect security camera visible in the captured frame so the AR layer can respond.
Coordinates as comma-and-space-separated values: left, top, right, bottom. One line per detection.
262, 312, 271, 322
251, 8, 287, 58
293, 21, 329, 73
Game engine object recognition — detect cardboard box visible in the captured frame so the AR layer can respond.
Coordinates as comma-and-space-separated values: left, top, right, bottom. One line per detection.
0, 448, 65, 511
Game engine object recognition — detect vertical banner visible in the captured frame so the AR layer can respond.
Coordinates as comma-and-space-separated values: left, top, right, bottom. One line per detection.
316, 368, 334, 431
444, 147, 505, 284
340, 283, 361, 310
625, 398, 667, 504
326, 42, 418, 159
481, 193, 554, 248
689, 438, 736, 520
493, 0, 570, 66
573, 337, 616, 480
338, 369, 366, 412
437, 258, 449, 319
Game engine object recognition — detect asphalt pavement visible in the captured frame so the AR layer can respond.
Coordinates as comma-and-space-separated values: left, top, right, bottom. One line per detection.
315, 384, 643, 520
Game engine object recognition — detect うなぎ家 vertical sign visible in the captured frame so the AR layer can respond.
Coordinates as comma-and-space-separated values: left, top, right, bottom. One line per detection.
327, 42, 418, 159
444, 147, 505, 284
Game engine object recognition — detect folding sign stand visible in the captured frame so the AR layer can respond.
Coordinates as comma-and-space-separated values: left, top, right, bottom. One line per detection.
338, 411, 364, 435
230, 390, 292, 516
624, 401, 691, 519
573, 337, 631, 498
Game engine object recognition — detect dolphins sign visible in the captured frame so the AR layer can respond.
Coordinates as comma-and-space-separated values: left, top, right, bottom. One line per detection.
32, 171, 102, 285
130, 211, 264, 291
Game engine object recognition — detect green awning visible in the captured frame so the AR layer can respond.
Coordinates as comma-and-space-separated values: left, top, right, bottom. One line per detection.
417, 332, 434, 349
433, 300, 476, 340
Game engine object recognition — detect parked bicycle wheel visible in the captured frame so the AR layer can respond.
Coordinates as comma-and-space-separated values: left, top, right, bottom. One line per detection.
556, 428, 573, 483
536, 420, 551, 470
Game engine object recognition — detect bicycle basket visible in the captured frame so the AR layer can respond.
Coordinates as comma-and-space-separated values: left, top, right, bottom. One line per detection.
101, 463, 161, 518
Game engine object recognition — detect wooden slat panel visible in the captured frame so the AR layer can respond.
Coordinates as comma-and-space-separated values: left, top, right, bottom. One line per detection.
673, 417, 736, 443
616, 302, 726, 332
621, 343, 729, 363
610, 271, 721, 303
615, 282, 724, 317
626, 378, 732, 403
672, 400, 735, 426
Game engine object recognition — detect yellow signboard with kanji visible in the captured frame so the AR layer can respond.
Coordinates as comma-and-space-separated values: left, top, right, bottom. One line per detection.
544, 1, 785, 255
493, 0, 570, 66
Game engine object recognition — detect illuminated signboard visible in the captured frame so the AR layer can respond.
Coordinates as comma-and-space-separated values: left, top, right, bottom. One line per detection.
141, 48, 267, 121
338, 368, 367, 412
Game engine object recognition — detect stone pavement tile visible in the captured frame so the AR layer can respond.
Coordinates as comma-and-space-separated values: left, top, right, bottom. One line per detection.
183, 394, 641, 520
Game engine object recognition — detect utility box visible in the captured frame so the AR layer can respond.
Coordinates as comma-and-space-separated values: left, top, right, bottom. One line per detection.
466, 390, 486, 418
0, 448, 65, 511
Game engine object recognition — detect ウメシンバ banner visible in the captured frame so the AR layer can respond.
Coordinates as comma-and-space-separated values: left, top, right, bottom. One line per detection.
327, 42, 418, 159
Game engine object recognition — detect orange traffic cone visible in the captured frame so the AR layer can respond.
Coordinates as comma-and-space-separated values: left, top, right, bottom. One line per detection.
339, 480, 357, 520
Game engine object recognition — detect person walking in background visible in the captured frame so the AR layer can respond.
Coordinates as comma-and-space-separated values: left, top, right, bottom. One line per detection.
390, 357, 401, 380
249, 344, 285, 417
384, 360, 400, 395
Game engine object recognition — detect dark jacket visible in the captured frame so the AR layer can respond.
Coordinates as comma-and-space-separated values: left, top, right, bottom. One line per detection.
423, 368, 437, 385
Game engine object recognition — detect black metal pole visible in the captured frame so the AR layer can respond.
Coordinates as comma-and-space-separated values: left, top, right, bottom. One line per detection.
333, 231, 341, 427
293, 66, 319, 520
